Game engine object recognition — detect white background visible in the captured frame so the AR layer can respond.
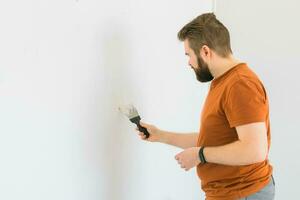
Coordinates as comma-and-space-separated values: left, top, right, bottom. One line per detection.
0, 0, 299, 199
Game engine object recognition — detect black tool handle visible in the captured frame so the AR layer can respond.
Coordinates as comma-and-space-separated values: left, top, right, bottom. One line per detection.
130, 116, 150, 139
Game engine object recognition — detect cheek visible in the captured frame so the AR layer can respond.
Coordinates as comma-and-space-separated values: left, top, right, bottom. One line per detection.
190, 57, 197, 67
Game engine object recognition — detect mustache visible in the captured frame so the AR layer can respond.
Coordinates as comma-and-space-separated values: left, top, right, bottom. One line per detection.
189, 64, 196, 69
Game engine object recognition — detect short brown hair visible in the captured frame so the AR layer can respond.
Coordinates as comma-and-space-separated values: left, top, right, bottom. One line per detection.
177, 13, 232, 57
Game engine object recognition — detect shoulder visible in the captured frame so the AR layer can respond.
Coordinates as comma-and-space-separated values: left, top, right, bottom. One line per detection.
223, 66, 268, 106
227, 65, 265, 94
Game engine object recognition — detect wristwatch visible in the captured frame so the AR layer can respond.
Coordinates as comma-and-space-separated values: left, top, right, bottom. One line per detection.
198, 146, 207, 164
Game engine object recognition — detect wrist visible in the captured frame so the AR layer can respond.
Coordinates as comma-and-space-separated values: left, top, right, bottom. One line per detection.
157, 130, 167, 143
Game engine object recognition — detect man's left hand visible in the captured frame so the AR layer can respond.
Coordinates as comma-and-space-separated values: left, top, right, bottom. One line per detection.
175, 147, 201, 171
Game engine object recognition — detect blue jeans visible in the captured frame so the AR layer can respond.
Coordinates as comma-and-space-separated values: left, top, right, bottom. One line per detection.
239, 176, 275, 200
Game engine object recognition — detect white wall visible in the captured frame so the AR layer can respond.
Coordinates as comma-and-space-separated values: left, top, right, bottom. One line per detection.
217, 0, 300, 199
0, 1, 212, 200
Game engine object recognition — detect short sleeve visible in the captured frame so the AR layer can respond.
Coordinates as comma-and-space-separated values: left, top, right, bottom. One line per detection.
224, 79, 268, 128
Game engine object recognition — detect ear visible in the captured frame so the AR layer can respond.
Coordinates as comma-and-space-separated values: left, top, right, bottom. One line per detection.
199, 45, 212, 61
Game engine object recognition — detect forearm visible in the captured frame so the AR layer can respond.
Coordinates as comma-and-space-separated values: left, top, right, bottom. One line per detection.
158, 130, 198, 149
204, 140, 267, 166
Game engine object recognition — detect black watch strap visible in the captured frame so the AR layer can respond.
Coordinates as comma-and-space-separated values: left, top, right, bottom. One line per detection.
199, 146, 207, 164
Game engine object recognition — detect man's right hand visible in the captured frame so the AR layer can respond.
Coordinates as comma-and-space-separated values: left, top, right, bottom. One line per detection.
135, 121, 162, 142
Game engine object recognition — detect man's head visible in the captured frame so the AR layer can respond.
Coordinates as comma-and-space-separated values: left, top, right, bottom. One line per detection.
177, 13, 233, 82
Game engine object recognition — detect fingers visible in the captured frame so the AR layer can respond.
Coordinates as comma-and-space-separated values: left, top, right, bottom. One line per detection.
138, 133, 147, 140
135, 125, 149, 140
175, 154, 188, 170
135, 127, 147, 136
176, 161, 188, 171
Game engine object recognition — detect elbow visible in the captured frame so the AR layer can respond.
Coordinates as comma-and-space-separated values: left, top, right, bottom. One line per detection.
253, 151, 267, 163
248, 145, 268, 164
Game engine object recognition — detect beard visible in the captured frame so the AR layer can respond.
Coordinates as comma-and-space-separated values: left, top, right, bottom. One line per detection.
191, 56, 214, 82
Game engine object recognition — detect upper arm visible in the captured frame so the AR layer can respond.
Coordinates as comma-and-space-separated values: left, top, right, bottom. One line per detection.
235, 122, 268, 161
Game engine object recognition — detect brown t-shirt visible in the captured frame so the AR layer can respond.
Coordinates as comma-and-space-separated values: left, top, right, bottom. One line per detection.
197, 63, 273, 200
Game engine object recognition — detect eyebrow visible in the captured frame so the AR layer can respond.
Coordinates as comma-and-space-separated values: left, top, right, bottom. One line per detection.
185, 53, 189, 56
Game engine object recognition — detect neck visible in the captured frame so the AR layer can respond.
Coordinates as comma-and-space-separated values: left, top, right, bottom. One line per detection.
210, 55, 243, 79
